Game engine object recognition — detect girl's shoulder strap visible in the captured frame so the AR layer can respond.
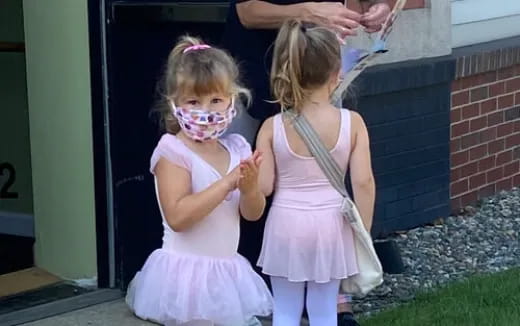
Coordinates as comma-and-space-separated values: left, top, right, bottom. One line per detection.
272, 113, 284, 146
221, 133, 252, 160
150, 134, 192, 174
339, 108, 352, 154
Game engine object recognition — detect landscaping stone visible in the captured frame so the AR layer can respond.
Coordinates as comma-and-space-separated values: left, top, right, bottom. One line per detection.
355, 188, 520, 316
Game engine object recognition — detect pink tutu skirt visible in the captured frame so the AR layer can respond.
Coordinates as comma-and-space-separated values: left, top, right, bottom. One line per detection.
258, 205, 359, 283
126, 249, 272, 325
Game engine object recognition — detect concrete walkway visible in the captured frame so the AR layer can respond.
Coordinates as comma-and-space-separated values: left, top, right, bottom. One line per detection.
20, 299, 283, 326
21, 300, 154, 326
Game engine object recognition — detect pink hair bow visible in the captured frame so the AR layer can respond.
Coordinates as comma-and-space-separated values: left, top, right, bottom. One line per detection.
183, 44, 211, 54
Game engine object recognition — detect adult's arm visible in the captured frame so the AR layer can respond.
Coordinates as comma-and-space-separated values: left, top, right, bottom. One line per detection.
236, 0, 361, 37
359, 0, 391, 32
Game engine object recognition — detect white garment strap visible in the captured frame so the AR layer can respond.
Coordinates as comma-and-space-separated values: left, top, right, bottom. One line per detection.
331, 0, 407, 104
284, 110, 349, 199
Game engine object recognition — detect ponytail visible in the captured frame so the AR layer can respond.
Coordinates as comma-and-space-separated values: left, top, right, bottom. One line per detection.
271, 20, 341, 111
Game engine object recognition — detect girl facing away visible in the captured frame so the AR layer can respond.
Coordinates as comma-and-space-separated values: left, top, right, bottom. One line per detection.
256, 20, 376, 326
125, 36, 272, 326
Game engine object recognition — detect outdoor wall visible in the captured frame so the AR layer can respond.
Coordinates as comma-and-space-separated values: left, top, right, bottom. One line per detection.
344, 55, 454, 236
348, 0, 451, 64
450, 37, 520, 210
452, 0, 520, 48
23, 0, 97, 279
0, 0, 33, 237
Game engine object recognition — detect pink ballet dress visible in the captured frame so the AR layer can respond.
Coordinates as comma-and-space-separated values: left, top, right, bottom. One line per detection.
258, 109, 359, 283
126, 134, 272, 326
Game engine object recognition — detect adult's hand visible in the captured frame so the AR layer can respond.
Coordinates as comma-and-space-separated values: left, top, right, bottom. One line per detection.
303, 2, 362, 39
361, 2, 391, 33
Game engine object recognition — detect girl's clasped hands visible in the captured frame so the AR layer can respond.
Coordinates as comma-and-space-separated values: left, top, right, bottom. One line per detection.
224, 150, 263, 194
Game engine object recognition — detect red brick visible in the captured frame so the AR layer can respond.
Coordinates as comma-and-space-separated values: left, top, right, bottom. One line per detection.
451, 80, 462, 92
514, 173, 520, 186
470, 116, 487, 132
470, 144, 488, 161
515, 146, 520, 160
497, 122, 515, 138
489, 82, 506, 97
451, 179, 469, 196
506, 77, 520, 93
403, 0, 426, 9
452, 121, 470, 138
489, 139, 505, 154
469, 173, 487, 189
488, 111, 504, 127
451, 197, 461, 211
460, 75, 481, 89
451, 139, 461, 152
478, 156, 496, 172
506, 133, 520, 149
481, 98, 497, 114
496, 178, 513, 192
515, 92, 520, 105
515, 121, 520, 132
505, 106, 520, 121
450, 168, 461, 183
480, 127, 497, 142
451, 108, 462, 123
470, 86, 489, 102
460, 161, 479, 178
452, 91, 470, 108
498, 94, 515, 109
504, 161, 520, 177
498, 66, 516, 80
451, 168, 461, 183
460, 190, 478, 207
478, 71, 497, 84
384, 0, 426, 10
452, 150, 469, 167
496, 150, 513, 166
478, 184, 496, 198
462, 103, 480, 119
462, 133, 482, 150
487, 166, 504, 182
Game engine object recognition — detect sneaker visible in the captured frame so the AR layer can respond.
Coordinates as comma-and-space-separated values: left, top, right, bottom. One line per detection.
337, 312, 360, 326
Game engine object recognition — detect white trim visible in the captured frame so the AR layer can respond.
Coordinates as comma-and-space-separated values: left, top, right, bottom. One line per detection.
452, 0, 520, 25
0, 210, 34, 237
452, 15, 520, 48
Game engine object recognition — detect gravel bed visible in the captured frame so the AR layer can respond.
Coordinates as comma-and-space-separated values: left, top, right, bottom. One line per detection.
354, 188, 520, 316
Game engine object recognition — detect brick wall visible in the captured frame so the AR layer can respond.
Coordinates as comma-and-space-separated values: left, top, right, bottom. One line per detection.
450, 49, 520, 210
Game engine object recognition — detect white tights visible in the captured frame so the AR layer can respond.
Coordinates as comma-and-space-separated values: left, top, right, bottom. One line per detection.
270, 277, 341, 326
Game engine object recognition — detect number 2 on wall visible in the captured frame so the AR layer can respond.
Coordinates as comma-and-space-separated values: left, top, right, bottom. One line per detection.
0, 162, 19, 199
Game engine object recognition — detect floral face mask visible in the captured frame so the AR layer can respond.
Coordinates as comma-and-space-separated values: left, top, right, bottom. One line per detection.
171, 99, 237, 142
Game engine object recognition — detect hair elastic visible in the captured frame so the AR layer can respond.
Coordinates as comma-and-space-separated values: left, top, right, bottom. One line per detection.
183, 44, 211, 54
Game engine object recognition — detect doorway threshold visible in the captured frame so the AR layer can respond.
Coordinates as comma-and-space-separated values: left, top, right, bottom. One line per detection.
0, 285, 121, 326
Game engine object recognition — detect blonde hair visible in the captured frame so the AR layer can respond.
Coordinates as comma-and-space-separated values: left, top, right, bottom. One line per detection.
155, 35, 250, 134
271, 20, 341, 111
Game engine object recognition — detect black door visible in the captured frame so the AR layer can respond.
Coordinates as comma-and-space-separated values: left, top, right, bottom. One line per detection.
105, 0, 233, 288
